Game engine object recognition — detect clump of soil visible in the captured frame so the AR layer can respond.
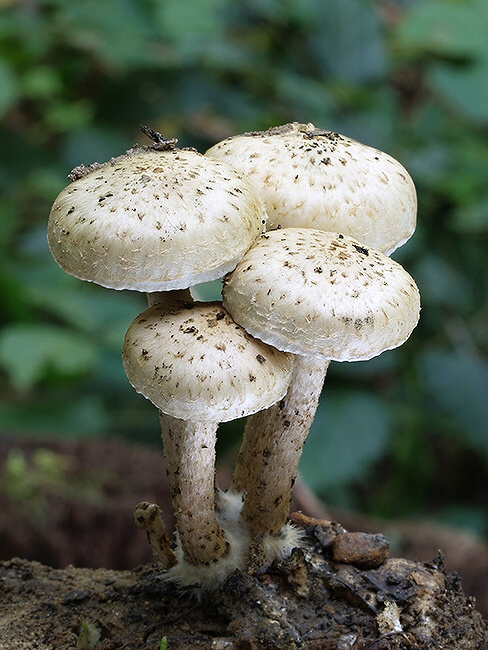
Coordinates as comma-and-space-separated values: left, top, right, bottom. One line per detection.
1, 525, 487, 649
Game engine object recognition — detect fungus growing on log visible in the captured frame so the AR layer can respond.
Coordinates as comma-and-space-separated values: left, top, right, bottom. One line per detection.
223, 228, 420, 549
47, 127, 275, 585
123, 299, 293, 587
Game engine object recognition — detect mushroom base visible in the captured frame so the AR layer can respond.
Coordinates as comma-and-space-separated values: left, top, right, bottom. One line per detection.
165, 489, 250, 591
246, 522, 305, 573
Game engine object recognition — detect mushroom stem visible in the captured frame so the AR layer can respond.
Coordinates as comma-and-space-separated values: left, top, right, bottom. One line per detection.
160, 412, 230, 566
233, 355, 330, 537
147, 288, 192, 308
134, 501, 178, 568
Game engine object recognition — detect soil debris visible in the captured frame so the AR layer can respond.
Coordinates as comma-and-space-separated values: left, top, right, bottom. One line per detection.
1, 527, 487, 649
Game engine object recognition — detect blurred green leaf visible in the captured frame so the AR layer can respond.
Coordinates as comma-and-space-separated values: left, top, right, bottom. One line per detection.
62, 127, 132, 170
21, 65, 62, 100
53, 0, 160, 68
26, 277, 144, 347
0, 395, 109, 438
450, 194, 488, 232
421, 350, 488, 454
395, 0, 488, 122
0, 200, 17, 251
44, 100, 93, 133
0, 59, 18, 118
8, 235, 144, 345
414, 254, 473, 311
300, 390, 393, 492
396, 0, 488, 59
156, 0, 228, 42
430, 58, 488, 123
434, 505, 488, 537
274, 71, 336, 124
0, 324, 97, 390
308, 0, 387, 83
330, 349, 400, 381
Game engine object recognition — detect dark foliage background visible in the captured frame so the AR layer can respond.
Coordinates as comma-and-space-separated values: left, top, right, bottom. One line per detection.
1, 0, 488, 540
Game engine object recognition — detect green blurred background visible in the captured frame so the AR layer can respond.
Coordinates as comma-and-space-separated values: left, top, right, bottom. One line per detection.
1, 0, 488, 538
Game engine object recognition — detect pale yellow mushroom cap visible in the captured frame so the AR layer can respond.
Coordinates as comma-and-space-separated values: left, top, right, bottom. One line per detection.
122, 300, 294, 422
206, 122, 417, 255
48, 146, 267, 291
222, 228, 420, 362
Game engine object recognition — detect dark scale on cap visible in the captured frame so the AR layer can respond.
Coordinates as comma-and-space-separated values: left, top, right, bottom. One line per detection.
353, 244, 369, 256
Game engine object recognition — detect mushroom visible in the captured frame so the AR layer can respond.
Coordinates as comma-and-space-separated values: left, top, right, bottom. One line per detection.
222, 228, 420, 547
205, 121, 417, 255
122, 298, 294, 587
48, 127, 267, 302
207, 122, 418, 551
47, 128, 270, 581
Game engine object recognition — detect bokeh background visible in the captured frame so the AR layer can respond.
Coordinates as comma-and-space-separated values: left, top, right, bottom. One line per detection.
1, 0, 488, 547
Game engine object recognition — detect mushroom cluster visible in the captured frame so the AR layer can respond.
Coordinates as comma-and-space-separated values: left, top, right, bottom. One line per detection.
207, 123, 420, 553
47, 123, 420, 590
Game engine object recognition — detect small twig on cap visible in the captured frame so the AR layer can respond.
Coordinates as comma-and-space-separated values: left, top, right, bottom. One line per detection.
140, 125, 178, 150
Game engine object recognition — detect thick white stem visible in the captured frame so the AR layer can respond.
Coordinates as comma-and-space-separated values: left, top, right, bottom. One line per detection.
160, 413, 230, 567
233, 355, 330, 537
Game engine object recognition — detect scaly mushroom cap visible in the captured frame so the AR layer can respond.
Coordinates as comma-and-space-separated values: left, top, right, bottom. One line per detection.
206, 122, 417, 255
122, 300, 294, 422
222, 228, 420, 361
48, 146, 266, 291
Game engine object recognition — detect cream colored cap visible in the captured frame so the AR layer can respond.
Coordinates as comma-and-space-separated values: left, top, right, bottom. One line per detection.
206, 122, 417, 255
122, 300, 294, 422
48, 146, 266, 291
222, 228, 420, 361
